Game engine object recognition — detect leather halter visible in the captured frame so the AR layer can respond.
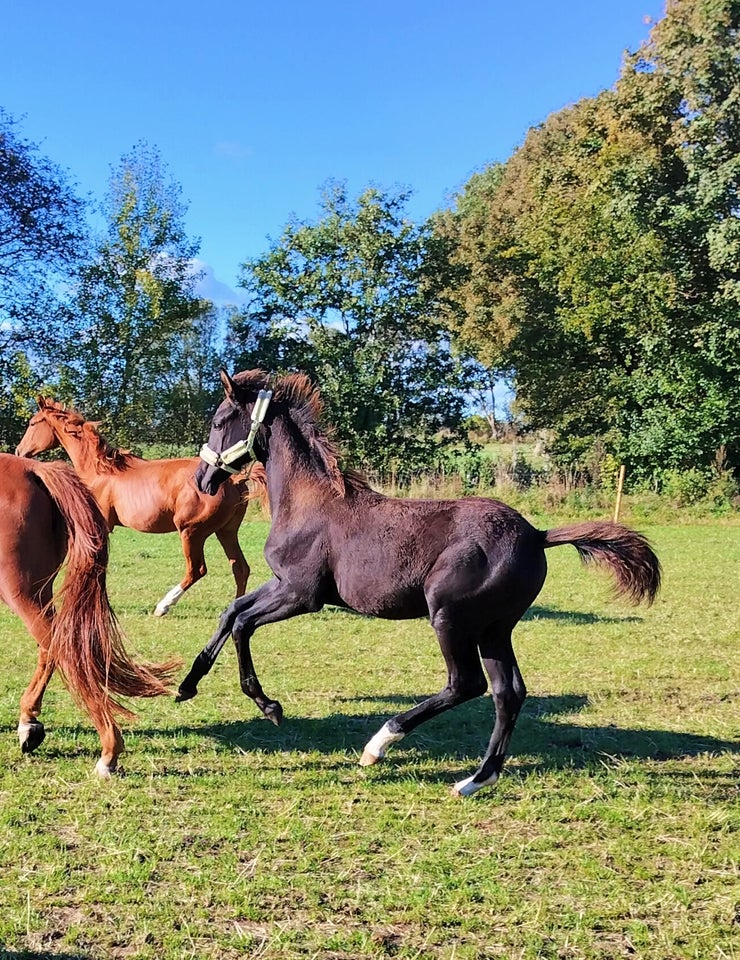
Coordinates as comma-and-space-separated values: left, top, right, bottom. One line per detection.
199, 389, 272, 474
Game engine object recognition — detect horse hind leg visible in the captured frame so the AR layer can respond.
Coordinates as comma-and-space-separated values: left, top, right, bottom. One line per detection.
92, 715, 126, 778
19, 645, 54, 753
11, 598, 55, 754
360, 611, 487, 768
452, 629, 526, 797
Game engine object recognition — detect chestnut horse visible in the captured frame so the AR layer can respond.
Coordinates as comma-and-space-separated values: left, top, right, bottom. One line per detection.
180, 369, 661, 797
16, 397, 268, 616
0, 453, 178, 775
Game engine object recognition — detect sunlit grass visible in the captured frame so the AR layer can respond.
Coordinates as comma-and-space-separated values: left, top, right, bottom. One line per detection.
0, 520, 737, 959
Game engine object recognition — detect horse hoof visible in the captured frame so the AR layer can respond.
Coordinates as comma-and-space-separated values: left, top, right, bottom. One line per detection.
452, 774, 496, 797
18, 720, 46, 754
451, 776, 477, 797
94, 759, 119, 779
263, 701, 283, 726
359, 748, 380, 767
153, 605, 170, 617
175, 681, 198, 702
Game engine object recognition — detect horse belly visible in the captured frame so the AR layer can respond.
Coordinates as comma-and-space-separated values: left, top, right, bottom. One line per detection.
115, 495, 175, 533
334, 567, 428, 620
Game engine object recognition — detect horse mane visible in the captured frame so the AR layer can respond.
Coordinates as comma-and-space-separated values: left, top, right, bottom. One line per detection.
39, 399, 138, 474
231, 370, 371, 497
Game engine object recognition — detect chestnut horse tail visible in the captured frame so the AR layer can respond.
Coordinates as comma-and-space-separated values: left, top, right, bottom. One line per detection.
31, 461, 181, 720
542, 521, 661, 605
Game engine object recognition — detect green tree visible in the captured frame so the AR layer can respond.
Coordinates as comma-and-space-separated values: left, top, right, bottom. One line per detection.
620, 0, 740, 473
0, 110, 87, 445
437, 0, 740, 483
226, 183, 470, 479
153, 301, 225, 450
64, 142, 204, 445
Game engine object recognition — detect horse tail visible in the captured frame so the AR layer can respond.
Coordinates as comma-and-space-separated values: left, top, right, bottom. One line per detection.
29, 461, 180, 720
542, 521, 661, 605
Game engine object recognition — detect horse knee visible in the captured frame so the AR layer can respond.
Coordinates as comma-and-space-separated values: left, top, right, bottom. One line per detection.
232, 615, 254, 645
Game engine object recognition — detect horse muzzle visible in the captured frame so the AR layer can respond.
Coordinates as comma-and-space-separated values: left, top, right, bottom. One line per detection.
194, 459, 225, 496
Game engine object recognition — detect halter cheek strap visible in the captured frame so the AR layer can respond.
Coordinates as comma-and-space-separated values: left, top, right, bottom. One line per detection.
199, 389, 272, 474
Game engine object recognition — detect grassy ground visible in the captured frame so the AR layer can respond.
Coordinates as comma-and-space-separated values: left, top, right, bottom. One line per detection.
0, 516, 737, 960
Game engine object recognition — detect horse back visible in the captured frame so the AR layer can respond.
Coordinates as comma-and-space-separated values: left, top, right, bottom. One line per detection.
101, 456, 244, 533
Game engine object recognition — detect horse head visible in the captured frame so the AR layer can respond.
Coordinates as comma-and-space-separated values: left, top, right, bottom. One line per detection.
15, 398, 63, 458
195, 369, 273, 495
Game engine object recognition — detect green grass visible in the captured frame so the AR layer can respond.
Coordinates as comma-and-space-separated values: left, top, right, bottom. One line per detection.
0, 518, 737, 959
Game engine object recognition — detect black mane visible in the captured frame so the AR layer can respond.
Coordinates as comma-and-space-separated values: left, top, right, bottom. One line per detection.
232, 370, 370, 495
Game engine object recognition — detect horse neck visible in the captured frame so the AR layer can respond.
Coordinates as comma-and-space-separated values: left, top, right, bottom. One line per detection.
263, 417, 334, 520
48, 418, 100, 480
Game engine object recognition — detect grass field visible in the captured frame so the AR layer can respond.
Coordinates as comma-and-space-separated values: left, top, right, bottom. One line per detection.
0, 516, 737, 960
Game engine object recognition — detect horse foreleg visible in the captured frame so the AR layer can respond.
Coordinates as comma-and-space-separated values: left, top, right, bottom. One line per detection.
452, 633, 526, 797
178, 578, 313, 713
175, 600, 243, 700
154, 529, 207, 616
231, 579, 315, 724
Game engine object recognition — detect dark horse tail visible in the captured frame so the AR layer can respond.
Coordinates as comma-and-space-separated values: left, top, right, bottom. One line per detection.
31, 461, 181, 720
542, 521, 661, 605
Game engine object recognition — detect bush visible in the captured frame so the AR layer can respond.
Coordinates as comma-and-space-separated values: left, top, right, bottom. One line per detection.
659, 468, 711, 506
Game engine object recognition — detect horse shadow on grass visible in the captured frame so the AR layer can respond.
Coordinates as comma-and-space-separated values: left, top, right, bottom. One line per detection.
523, 605, 643, 624
326, 604, 643, 626
122, 691, 739, 794
0, 951, 90, 960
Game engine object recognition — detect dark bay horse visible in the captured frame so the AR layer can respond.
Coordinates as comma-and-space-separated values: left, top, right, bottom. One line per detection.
0, 453, 178, 775
16, 397, 269, 616
181, 369, 661, 797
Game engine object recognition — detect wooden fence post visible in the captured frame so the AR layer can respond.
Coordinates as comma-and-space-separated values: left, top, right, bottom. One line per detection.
613, 464, 626, 522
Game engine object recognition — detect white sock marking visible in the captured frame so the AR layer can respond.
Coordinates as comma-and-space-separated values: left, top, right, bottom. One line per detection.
154, 584, 185, 616
363, 722, 404, 761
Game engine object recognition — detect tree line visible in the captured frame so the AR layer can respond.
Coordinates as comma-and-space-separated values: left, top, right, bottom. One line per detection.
1, 0, 738, 492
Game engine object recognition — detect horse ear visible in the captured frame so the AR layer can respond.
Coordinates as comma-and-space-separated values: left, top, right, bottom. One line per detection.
36, 395, 45, 409
220, 369, 237, 399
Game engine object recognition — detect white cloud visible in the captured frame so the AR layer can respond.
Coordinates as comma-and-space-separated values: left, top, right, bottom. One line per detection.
191, 259, 248, 307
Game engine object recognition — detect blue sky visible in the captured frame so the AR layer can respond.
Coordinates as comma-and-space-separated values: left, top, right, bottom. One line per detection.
4, 1, 665, 305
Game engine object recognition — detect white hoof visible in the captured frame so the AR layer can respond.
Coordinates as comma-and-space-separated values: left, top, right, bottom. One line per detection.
18, 719, 46, 753
451, 773, 498, 797
359, 748, 381, 767
94, 759, 117, 779
360, 722, 404, 766
154, 584, 185, 617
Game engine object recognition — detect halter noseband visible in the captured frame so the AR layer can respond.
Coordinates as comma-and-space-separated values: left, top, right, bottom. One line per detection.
199, 389, 272, 474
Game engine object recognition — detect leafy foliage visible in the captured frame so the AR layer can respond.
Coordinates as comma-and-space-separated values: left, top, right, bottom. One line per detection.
152, 302, 226, 448
226, 183, 472, 479
0, 110, 87, 445
436, 0, 740, 484
61, 143, 206, 445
